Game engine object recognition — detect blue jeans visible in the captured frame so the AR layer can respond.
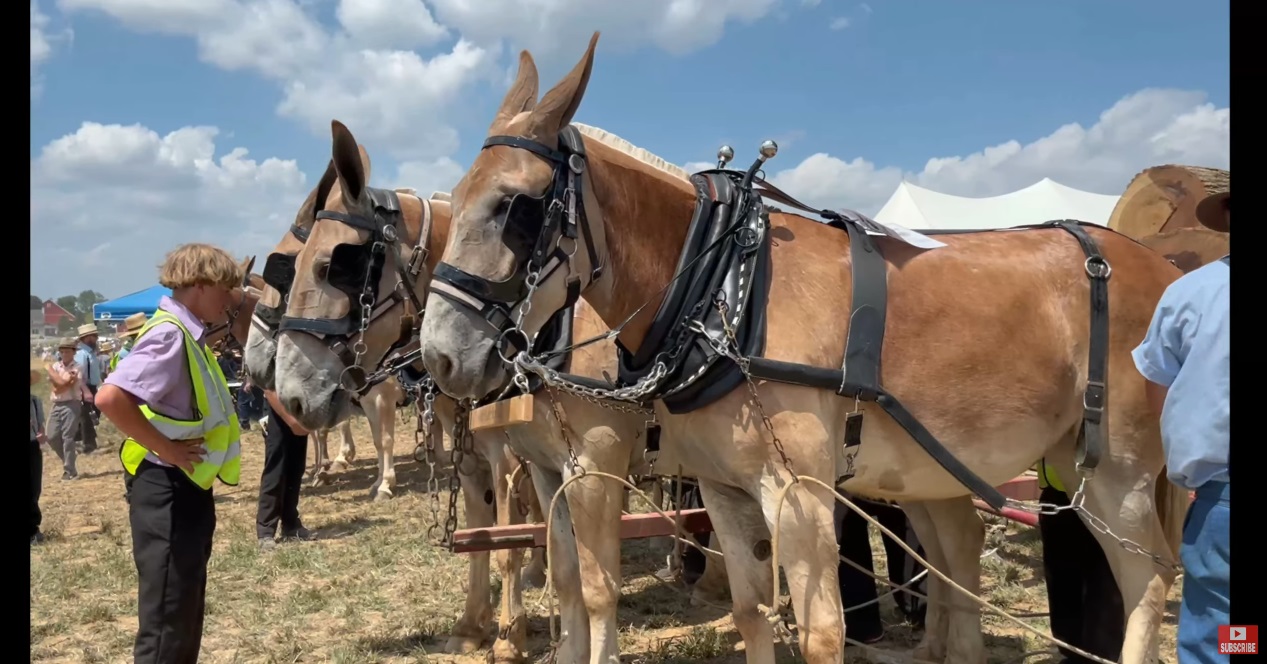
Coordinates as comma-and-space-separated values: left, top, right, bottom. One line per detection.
1177, 480, 1230, 664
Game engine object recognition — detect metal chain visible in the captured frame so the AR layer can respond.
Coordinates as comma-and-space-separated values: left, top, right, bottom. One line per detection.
441, 400, 472, 549
416, 380, 443, 539
711, 295, 798, 479
544, 386, 583, 476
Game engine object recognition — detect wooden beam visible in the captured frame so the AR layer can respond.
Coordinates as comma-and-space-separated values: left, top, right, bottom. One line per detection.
468, 394, 535, 432
450, 508, 713, 554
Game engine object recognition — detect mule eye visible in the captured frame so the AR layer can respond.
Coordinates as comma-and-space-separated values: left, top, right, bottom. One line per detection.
314, 260, 330, 281
493, 198, 512, 219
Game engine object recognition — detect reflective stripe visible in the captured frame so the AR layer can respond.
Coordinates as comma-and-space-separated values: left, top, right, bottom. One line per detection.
119, 309, 241, 489
1037, 458, 1065, 493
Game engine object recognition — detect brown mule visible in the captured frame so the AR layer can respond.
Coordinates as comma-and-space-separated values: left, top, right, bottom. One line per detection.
417, 33, 1187, 664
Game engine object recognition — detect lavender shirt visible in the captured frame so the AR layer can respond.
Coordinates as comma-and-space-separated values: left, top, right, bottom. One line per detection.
103, 296, 206, 468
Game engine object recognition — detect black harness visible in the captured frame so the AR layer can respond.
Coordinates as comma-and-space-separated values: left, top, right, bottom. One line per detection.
440, 126, 1114, 512
430, 127, 602, 360
274, 187, 434, 397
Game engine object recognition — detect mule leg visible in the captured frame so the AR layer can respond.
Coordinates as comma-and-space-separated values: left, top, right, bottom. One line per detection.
445, 465, 497, 654
564, 455, 628, 664
903, 502, 951, 663
520, 471, 549, 589
368, 395, 398, 502
753, 479, 845, 664
311, 428, 331, 486
697, 480, 779, 664
1059, 458, 1174, 664
491, 448, 529, 663
530, 465, 591, 663
691, 531, 731, 606
912, 497, 986, 664
329, 420, 354, 471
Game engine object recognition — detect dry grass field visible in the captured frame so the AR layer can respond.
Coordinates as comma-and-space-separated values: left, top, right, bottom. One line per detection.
29, 358, 1181, 663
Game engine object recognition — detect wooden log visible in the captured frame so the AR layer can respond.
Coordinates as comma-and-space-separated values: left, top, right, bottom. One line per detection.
1107, 165, 1229, 240
468, 394, 535, 432
1139, 227, 1230, 274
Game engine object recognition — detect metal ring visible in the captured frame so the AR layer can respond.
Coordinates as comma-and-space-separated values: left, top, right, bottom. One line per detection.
382, 224, 398, 242
497, 327, 532, 365
352, 339, 368, 355
1084, 256, 1112, 280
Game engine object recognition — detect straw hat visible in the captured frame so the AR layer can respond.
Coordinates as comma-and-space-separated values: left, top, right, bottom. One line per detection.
1194, 190, 1229, 233
99, 339, 117, 353
76, 323, 100, 340
30, 369, 42, 385
119, 312, 148, 338
57, 337, 78, 350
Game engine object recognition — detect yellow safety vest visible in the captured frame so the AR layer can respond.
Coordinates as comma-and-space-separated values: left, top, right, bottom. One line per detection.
108, 340, 132, 372
1036, 458, 1065, 494
118, 309, 241, 489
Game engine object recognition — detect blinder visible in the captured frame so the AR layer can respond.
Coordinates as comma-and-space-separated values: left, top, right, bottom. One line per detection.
254, 224, 311, 333
430, 126, 603, 358
276, 186, 434, 396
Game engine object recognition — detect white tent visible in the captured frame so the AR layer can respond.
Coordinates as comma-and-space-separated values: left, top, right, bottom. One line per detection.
873, 178, 1120, 231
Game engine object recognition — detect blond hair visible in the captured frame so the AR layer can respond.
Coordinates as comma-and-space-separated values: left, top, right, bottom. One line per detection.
158, 243, 244, 290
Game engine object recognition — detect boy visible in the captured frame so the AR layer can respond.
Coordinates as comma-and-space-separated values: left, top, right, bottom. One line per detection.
96, 243, 246, 664
46, 338, 90, 480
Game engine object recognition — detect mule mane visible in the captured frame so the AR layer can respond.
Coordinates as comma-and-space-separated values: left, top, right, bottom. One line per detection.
572, 123, 691, 183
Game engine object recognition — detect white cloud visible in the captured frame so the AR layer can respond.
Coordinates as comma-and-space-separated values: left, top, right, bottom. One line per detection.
428, 0, 784, 59
858, 2, 873, 14
336, 0, 448, 50
31, 122, 309, 298
31, 1, 72, 97
392, 157, 467, 200
829, 17, 850, 30
768, 88, 1229, 217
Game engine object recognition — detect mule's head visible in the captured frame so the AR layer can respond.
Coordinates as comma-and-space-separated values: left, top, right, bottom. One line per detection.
206, 255, 263, 357
275, 120, 445, 430
421, 33, 605, 400
243, 160, 338, 390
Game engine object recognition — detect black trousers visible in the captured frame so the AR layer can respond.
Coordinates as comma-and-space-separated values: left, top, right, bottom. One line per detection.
837, 499, 928, 638
255, 404, 309, 539
128, 460, 216, 664
30, 438, 42, 538
666, 479, 709, 584
77, 384, 99, 452
1038, 486, 1124, 663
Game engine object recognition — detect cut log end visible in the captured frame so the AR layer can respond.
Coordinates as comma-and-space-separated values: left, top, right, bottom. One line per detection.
1108, 164, 1229, 240
468, 394, 536, 432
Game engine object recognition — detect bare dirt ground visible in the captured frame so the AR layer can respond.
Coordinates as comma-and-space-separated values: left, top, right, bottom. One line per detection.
30, 362, 1180, 663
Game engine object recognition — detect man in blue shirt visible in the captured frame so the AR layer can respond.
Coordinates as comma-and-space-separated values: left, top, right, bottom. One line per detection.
1131, 188, 1229, 664
72, 323, 103, 454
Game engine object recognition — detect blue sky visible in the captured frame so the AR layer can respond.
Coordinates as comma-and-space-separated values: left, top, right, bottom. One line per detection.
30, 0, 1229, 300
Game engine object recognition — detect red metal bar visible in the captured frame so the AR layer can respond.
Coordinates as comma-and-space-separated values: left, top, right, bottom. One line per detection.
450, 508, 714, 554
973, 500, 1040, 527
449, 476, 1048, 553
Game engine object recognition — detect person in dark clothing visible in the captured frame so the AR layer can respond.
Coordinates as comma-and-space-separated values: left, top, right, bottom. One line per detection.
668, 479, 709, 584
836, 498, 927, 644
256, 390, 314, 551
30, 370, 47, 544
1037, 462, 1124, 664
236, 382, 265, 430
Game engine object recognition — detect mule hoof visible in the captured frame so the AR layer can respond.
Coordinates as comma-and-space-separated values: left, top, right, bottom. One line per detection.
372, 486, 394, 502
523, 565, 548, 590
328, 460, 349, 472
689, 583, 729, 607
444, 634, 486, 654
491, 637, 527, 663
912, 641, 946, 664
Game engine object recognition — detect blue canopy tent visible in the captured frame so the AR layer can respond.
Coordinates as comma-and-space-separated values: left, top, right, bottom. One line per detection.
93, 285, 170, 321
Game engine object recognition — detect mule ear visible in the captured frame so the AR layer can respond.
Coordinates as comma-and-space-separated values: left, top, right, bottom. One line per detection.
489, 50, 540, 133
531, 32, 599, 136
331, 120, 369, 202
295, 159, 337, 225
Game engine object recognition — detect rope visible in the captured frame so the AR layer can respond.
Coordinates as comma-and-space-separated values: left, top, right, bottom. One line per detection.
536, 469, 1080, 662
767, 475, 1118, 664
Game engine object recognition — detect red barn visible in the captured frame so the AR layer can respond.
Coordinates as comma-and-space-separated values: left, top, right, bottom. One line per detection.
40, 300, 76, 335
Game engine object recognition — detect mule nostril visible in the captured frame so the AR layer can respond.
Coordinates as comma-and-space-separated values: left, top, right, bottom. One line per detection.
286, 398, 304, 418
429, 353, 453, 380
